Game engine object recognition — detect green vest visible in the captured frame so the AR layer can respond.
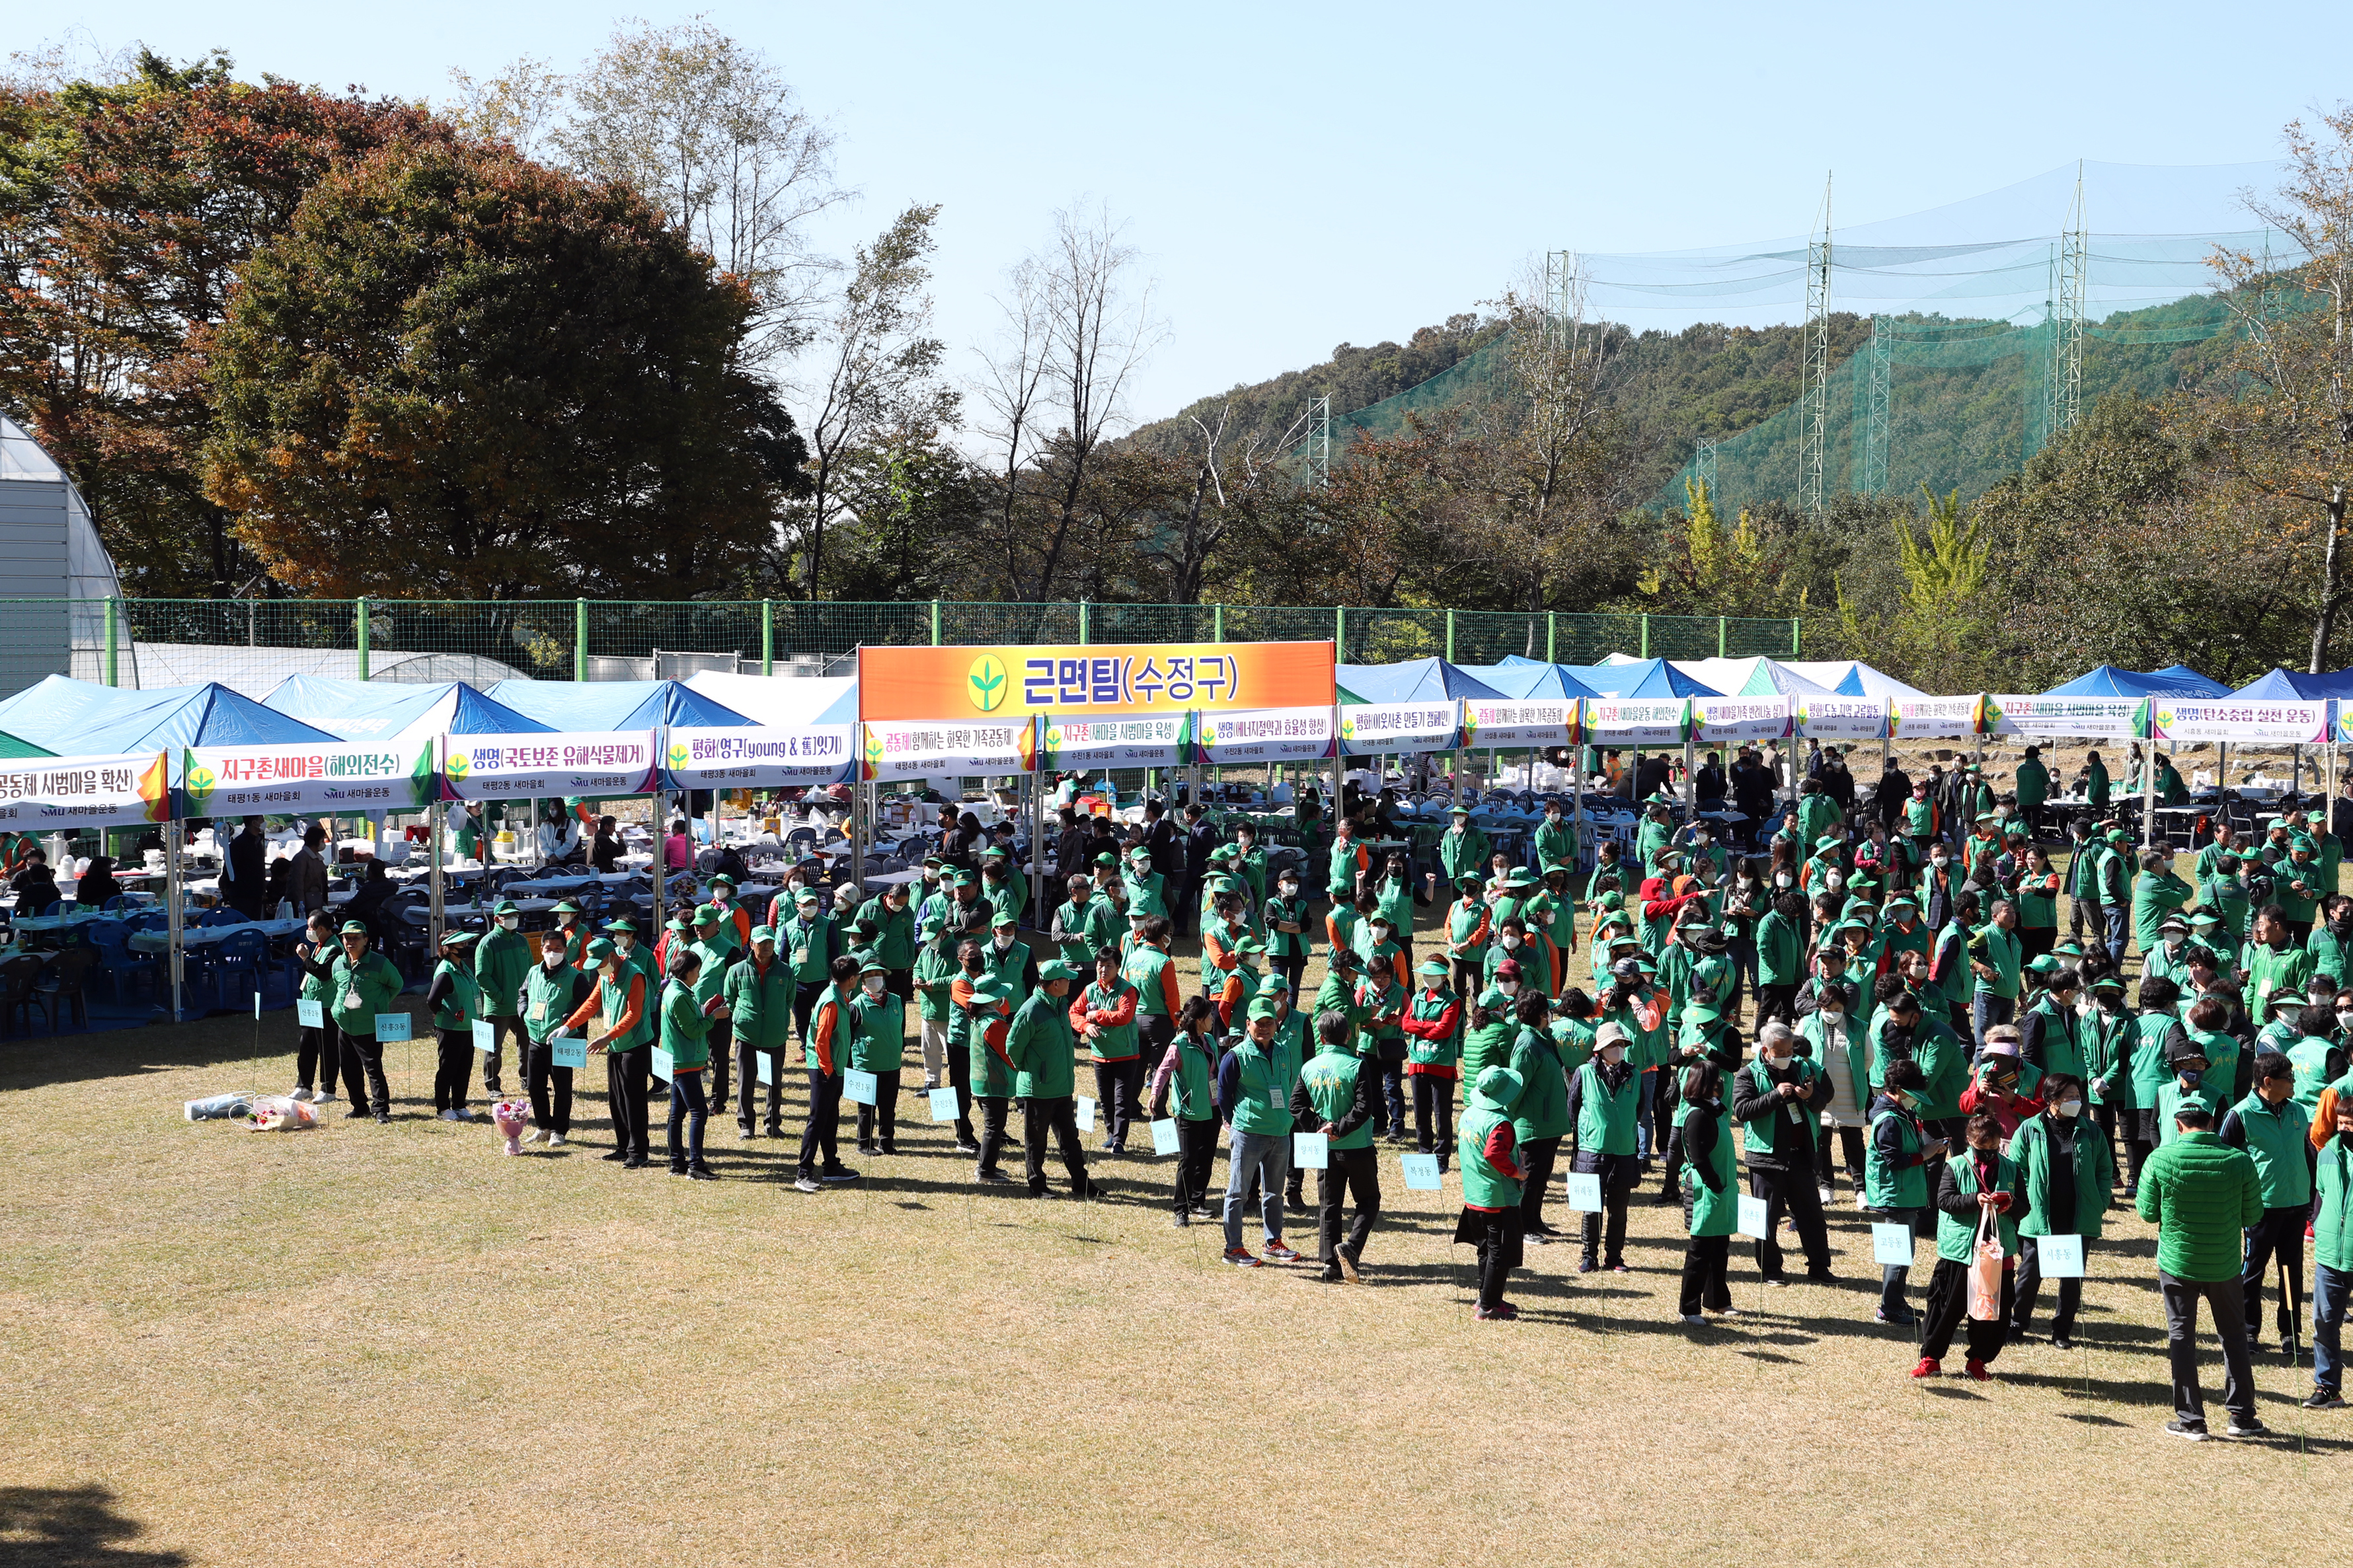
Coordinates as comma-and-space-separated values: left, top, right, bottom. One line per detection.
1226, 1035, 1296, 1137
1122, 944, 1173, 1015
1936, 1150, 2021, 1264
1301, 1047, 1371, 1150
2126, 1012, 2181, 1109
1077, 979, 1141, 1061
1974, 924, 2021, 999
2230, 1092, 2313, 1207
2288, 1035, 2338, 1110
1865, 1104, 1928, 1211
848, 990, 906, 1073
520, 961, 578, 1045
1167, 1031, 1216, 1121
1740, 1057, 1820, 1159
659, 978, 714, 1072
1681, 1099, 1737, 1236
2028, 997, 2086, 1079
596, 967, 654, 1050
1458, 1103, 1523, 1208
430, 958, 479, 1033
2316, 1136, 2353, 1275
1571, 1059, 1639, 1156
1405, 987, 1460, 1068
2013, 1113, 2113, 1239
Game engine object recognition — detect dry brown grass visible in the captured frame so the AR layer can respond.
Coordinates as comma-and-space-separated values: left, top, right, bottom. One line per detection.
1, 888, 2342, 1568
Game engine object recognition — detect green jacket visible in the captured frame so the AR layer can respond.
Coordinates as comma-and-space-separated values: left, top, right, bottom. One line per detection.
1508, 1027, 1570, 1142
2013, 1113, 2114, 1239
1756, 909, 1802, 987
658, 977, 715, 1073
430, 957, 479, 1033
2316, 1133, 2353, 1274
2015, 757, 2049, 808
327, 950, 405, 1038
2244, 941, 2315, 1021
2225, 1091, 2313, 1209
1438, 825, 1491, 883
1005, 990, 1077, 1100
2132, 869, 2194, 956
854, 897, 917, 970
724, 954, 796, 1051
1460, 1016, 1516, 1084
2134, 1130, 2264, 1282
474, 926, 531, 1018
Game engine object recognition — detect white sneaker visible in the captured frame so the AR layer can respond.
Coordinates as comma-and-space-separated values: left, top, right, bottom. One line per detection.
1817, 1185, 1834, 1204
437, 1108, 457, 1122
315, 1090, 337, 1104
1680, 1313, 1707, 1324
289, 1086, 314, 1103
449, 1108, 471, 1122
526, 1129, 548, 1144
548, 1132, 567, 1148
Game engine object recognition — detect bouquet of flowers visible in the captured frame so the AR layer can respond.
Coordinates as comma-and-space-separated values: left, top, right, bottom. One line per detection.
491, 1099, 532, 1155
242, 1095, 319, 1132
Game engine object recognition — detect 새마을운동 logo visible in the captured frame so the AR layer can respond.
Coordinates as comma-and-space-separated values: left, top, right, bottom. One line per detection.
967, 655, 1008, 712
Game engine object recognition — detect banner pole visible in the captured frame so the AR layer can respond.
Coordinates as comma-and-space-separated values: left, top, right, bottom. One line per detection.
429, 735, 446, 952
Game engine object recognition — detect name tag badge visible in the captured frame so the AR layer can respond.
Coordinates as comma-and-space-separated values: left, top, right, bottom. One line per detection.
529, 1001, 546, 1022
342, 990, 361, 1012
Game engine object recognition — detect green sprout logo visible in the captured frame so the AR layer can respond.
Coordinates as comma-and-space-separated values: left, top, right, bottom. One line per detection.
968, 655, 1008, 712
445, 754, 471, 779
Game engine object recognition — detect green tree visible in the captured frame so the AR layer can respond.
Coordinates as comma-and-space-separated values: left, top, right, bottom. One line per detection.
202, 138, 786, 599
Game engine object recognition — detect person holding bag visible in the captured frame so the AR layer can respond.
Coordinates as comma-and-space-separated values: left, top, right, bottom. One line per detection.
2007, 1074, 2114, 1349
1913, 1113, 2025, 1381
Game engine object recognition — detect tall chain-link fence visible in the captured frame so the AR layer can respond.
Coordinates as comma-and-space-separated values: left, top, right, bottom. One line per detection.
0, 596, 1800, 699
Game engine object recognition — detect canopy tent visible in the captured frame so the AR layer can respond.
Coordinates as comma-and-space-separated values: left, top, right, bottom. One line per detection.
2041, 664, 2220, 698
2230, 667, 2353, 700
1672, 656, 1835, 697
1451, 661, 1601, 700
263, 677, 553, 748
1543, 657, 1720, 699
128, 643, 525, 700
486, 677, 755, 730
681, 671, 859, 728
0, 673, 338, 753
2143, 663, 2231, 697
1335, 657, 1506, 704
1779, 659, 1931, 700
0, 728, 52, 759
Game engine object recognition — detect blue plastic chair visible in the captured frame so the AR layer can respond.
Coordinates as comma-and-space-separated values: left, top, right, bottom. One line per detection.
202, 927, 268, 1014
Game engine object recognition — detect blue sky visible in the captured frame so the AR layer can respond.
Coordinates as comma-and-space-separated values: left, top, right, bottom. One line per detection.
21, 1, 2353, 426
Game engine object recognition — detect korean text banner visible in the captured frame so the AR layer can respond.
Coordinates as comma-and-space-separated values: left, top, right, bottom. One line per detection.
440, 730, 658, 802
1461, 698, 1574, 749
861, 719, 1037, 782
1691, 696, 1793, 745
1040, 714, 1187, 770
1982, 695, 2146, 740
661, 726, 853, 790
0, 752, 169, 829
857, 641, 1334, 722
182, 740, 434, 817
2154, 700, 2330, 745
1889, 696, 1980, 740
1339, 700, 1461, 757
1793, 696, 1888, 740
1582, 699, 1691, 747
1190, 706, 1335, 766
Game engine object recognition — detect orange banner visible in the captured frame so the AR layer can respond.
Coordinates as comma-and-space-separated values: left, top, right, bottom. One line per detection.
857, 641, 1334, 723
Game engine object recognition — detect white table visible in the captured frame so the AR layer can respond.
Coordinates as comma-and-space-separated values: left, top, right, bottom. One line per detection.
130, 918, 305, 952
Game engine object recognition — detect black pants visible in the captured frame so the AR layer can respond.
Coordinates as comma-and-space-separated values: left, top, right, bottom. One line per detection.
338, 1029, 389, 1115
1750, 1160, 1831, 1279
1877, 1207, 1926, 1314
523, 1039, 574, 1134
797, 1068, 843, 1177
297, 1022, 341, 1093
1518, 1135, 1562, 1232
478, 1014, 525, 1092
1412, 1073, 1455, 1164
1378, 1059, 1407, 1137
433, 1027, 473, 1112
2011, 1235, 2083, 1337
1022, 1094, 1089, 1193
2243, 1205, 2307, 1347
705, 1020, 736, 1115
2161, 1269, 2257, 1428
1174, 1115, 1218, 1213
2122, 1112, 2155, 1193
1680, 1234, 1732, 1315
1469, 1207, 1523, 1310
735, 1039, 785, 1132
1319, 1146, 1381, 1263
1754, 983, 1797, 1031
1277, 953, 1308, 999
792, 979, 826, 1051
976, 1095, 1012, 1176
607, 1045, 651, 1158
2093, 1102, 2124, 1187
1093, 1057, 1141, 1148
946, 1045, 976, 1145
1814, 1124, 1867, 1191
1921, 1256, 2011, 1364
856, 1068, 904, 1150
666, 1069, 709, 1170
1574, 1150, 1639, 1265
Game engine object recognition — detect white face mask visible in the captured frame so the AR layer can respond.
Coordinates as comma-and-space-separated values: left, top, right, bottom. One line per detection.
2057, 1100, 2083, 1118
1820, 1006, 1844, 1023
1501, 934, 1521, 950
994, 934, 1014, 952
542, 952, 564, 969
863, 976, 886, 996
713, 886, 731, 903
1600, 1045, 1626, 1064
1499, 980, 1520, 996
499, 915, 520, 931
1931, 856, 1949, 868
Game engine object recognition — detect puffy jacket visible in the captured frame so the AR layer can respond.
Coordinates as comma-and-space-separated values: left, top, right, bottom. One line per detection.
2134, 1130, 2263, 1282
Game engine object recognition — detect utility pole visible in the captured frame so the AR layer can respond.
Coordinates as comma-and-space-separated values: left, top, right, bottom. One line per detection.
1860, 316, 1890, 494
2053, 161, 2087, 443
1800, 174, 1833, 518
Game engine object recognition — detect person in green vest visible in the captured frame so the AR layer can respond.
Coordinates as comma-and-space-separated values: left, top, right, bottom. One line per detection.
1259, 973, 1314, 1214
1456, 1063, 1529, 1320
578, 928, 655, 1166
1798, 981, 1871, 1207
855, 879, 918, 996
2093, 828, 2134, 966
1506, 990, 1571, 1242
2064, 820, 2106, 952
1354, 952, 1408, 1140
1043, 870, 1098, 973
1966, 897, 2024, 1048
1291, 1008, 1381, 1282
978, 844, 1027, 927
1231, 821, 1270, 916
1399, 956, 1463, 1169
2307, 1094, 2353, 1407
1734, 1020, 1835, 1283
1217, 997, 1301, 1266
1073, 947, 1143, 1154
958, 963, 1018, 1183
1865, 1058, 1940, 1326
1005, 957, 1094, 1199
658, 946, 724, 1181
2310, 894, 2353, 991
791, 955, 861, 1193
1118, 846, 1167, 927
2285, 1003, 2350, 1116
1636, 795, 1677, 873
912, 915, 970, 1118
1672, 1059, 1738, 1321
1564, 1020, 1641, 1273
779, 885, 837, 1051
1440, 873, 1492, 998
327, 919, 405, 1124
1531, 798, 1577, 878
2137, 1097, 2266, 1438
473, 898, 531, 1098
1457, 984, 1516, 1090
1909, 1113, 2025, 1382
722, 925, 795, 1140
1149, 994, 1225, 1223
2105, 974, 2190, 1191
289, 910, 344, 1105
426, 929, 482, 1122
2003, 1074, 2112, 1348
2219, 1052, 2316, 1357
1327, 814, 1369, 901
849, 957, 907, 1156
1539, 864, 1581, 993
2018, 965, 2087, 1082
515, 926, 588, 1137
2132, 848, 2194, 958
1264, 866, 1311, 998
1754, 889, 1804, 1029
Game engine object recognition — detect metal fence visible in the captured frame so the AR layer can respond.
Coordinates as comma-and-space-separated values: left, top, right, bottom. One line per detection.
0, 597, 1802, 697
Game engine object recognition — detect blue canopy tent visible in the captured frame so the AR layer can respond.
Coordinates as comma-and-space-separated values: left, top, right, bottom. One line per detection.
2143, 664, 2231, 698
1334, 657, 1507, 705
485, 678, 757, 731
0, 673, 339, 753
1452, 661, 1601, 701
1540, 656, 1721, 699
2230, 667, 2353, 700
264, 676, 554, 745
1779, 659, 1930, 700
2042, 664, 2222, 698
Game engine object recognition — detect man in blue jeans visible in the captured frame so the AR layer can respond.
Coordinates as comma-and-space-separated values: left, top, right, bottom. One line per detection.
1218, 999, 1301, 1267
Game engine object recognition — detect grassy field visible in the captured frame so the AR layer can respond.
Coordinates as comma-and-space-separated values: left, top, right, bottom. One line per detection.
3, 885, 2346, 1567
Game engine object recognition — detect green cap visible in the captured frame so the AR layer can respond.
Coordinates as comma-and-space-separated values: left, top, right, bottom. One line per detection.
1814, 835, 1843, 852
691, 905, 722, 925
991, 908, 1019, 927
749, 924, 777, 944
1245, 997, 1280, 1022
492, 900, 520, 916
1233, 937, 1266, 957
1504, 868, 1539, 889
1456, 872, 1485, 889
551, 898, 584, 915
586, 937, 615, 961
1682, 999, 1722, 1024
603, 916, 636, 933
1477, 987, 1510, 1011
340, 919, 369, 935
1328, 879, 1356, 897
1035, 958, 1080, 983
440, 929, 478, 946
796, 888, 822, 904
971, 973, 1011, 1002
952, 870, 979, 887
2025, 953, 2060, 975
1471, 1064, 1525, 1111
1416, 957, 1449, 977
708, 872, 737, 888
1260, 973, 1291, 993
860, 958, 888, 975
